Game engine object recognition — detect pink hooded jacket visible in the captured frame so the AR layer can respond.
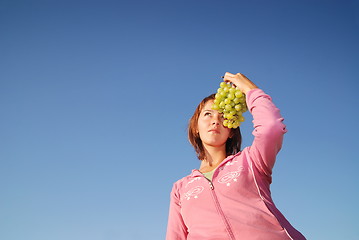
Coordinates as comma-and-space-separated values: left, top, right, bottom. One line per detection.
166, 89, 306, 240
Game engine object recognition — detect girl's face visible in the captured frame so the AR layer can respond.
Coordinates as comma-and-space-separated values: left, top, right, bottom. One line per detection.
197, 100, 232, 149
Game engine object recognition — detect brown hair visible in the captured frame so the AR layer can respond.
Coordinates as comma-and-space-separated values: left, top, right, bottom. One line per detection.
188, 93, 242, 160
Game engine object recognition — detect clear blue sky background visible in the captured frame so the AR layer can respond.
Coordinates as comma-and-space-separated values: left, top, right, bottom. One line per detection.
1, 0, 358, 239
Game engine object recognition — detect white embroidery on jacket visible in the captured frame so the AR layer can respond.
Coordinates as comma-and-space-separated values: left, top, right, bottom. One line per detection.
184, 186, 204, 200
185, 177, 201, 188
219, 159, 238, 171
218, 166, 244, 186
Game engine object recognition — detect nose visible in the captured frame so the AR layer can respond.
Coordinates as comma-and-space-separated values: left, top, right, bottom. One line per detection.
211, 115, 220, 126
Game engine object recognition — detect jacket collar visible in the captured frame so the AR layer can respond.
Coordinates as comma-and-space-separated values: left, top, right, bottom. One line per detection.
190, 152, 241, 177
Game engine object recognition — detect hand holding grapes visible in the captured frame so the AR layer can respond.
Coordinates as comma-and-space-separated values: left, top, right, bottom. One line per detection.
223, 72, 258, 94
212, 72, 258, 128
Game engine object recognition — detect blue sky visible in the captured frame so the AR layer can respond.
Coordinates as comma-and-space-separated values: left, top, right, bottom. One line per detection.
1, 0, 358, 239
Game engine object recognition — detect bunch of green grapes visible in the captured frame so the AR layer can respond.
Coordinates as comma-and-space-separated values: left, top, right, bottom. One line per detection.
212, 81, 247, 128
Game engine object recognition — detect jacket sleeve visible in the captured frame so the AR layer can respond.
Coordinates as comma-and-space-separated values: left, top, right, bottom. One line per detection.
166, 183, 188, 240
246, 88, 287, 179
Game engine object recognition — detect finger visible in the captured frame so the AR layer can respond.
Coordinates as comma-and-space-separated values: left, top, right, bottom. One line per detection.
222, 77, 238, 88
222, 73, 236, 82
224, 72, 235, 78
236, 73, 249, 80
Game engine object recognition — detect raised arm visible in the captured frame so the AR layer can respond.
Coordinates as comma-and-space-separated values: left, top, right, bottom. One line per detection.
223, 72, 287, 178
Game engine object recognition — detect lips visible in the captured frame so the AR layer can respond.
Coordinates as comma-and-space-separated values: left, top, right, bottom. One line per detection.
208, 129, 220, 134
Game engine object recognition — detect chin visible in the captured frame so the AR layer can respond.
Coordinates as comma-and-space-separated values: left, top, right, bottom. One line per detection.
205, 141, 227, 148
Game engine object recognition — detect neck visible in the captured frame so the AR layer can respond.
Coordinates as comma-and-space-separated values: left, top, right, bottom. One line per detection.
201, 144, 227, 168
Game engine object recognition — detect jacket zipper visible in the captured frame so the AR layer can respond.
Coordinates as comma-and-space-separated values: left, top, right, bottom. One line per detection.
207, 180, 237, 240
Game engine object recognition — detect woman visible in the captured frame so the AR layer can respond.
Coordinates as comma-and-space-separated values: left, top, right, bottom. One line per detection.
166, 72, 306, 240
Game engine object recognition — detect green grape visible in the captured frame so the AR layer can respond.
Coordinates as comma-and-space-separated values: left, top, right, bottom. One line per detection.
233, 97, 241, 104
212, 104, 219, 110
212, 80, 248, 128
234, 104, 242, 111
220, 82, 227, 88
225, 104, 232, 111
235, 90, 243, 98
227, 93, 235, 100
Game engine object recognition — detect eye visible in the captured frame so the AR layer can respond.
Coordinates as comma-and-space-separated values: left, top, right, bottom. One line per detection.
204, 112, 211, 116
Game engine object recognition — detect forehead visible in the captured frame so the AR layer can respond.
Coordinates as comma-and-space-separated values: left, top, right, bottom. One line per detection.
201, 100, 214, 111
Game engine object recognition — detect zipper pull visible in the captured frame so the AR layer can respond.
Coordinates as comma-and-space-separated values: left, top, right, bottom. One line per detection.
208, 181, 214, 190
